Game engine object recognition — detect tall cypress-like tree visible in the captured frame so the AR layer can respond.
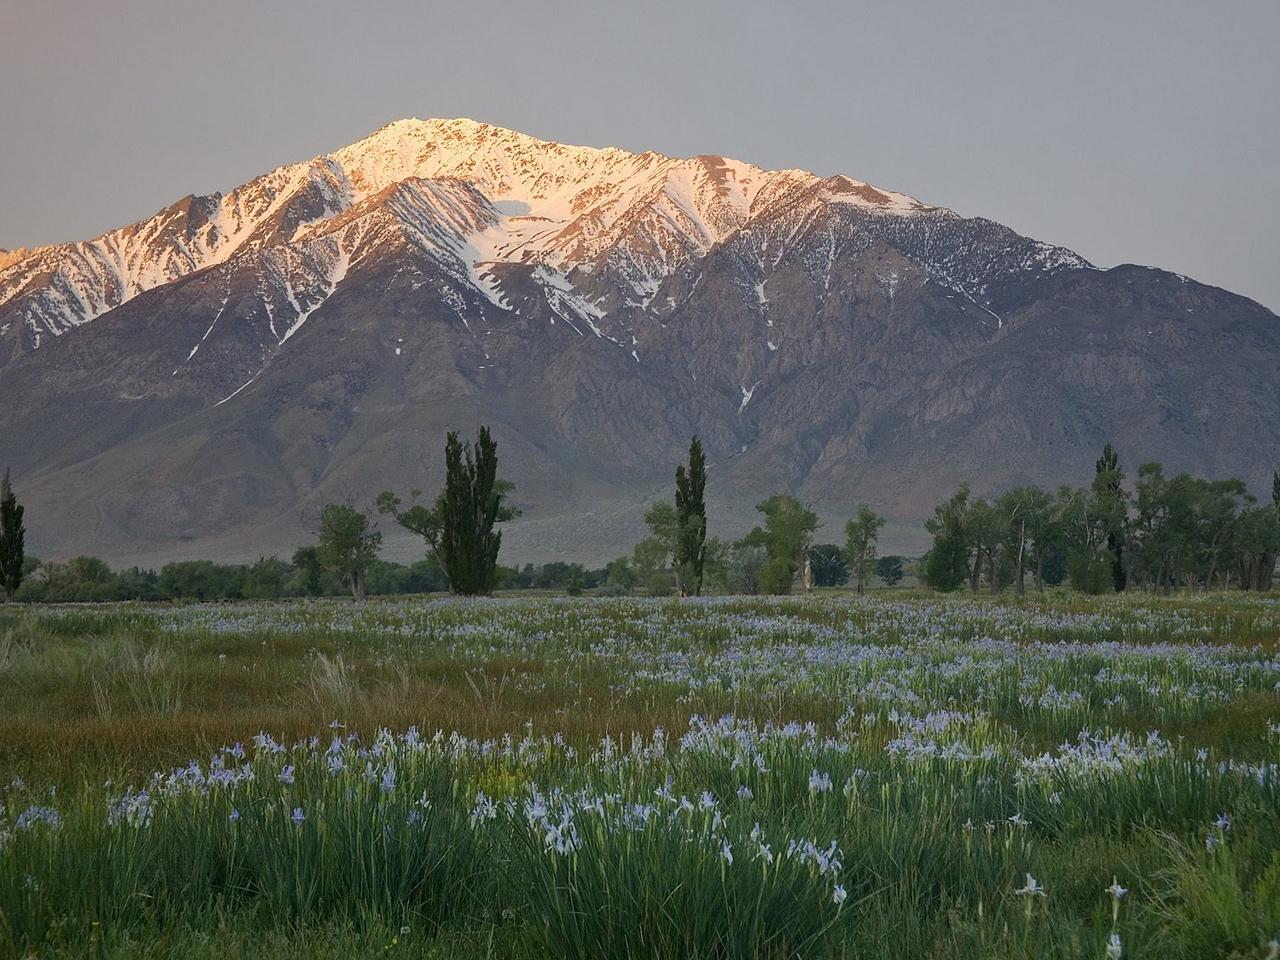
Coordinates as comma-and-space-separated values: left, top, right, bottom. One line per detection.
1, 469, 28, 602
674, 437, 708, 596
437, 427, 515, 596
1094, 443, 1126, 591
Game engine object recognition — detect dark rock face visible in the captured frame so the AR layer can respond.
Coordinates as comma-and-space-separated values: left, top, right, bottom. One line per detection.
0, 120, 1275, 565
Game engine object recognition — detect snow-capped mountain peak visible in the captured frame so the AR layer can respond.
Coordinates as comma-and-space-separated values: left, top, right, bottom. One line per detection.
0, 117, 1084, 350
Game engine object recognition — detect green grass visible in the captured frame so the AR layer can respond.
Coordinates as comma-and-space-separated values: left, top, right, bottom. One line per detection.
1, 591, 1279, 958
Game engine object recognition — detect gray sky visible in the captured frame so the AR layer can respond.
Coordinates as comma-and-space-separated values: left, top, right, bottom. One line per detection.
2, 0, 1277, 311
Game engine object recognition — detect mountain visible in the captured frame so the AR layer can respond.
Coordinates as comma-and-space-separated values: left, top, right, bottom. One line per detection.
2, 118, 1276, 566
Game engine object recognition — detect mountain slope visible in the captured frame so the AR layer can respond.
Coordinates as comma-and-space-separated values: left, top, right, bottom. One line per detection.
1, 119, 1275, 566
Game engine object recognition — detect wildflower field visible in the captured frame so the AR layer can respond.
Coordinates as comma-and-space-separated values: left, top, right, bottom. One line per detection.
1, 593, 1279, 959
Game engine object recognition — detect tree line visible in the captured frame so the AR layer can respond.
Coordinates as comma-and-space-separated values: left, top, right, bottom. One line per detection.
0, 552, 656, 604
609, 438, 900, 596
921, 444, 1280, 594
2, 434, 1275, 603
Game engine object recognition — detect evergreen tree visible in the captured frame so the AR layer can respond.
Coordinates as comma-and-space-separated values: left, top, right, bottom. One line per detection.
673, 437, 708, 596
0, 469, 25, 602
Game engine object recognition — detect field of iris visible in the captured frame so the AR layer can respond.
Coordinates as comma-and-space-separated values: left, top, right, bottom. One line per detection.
1, 593, 1278, 959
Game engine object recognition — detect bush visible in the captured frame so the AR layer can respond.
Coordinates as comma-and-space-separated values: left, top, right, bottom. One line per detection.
921, 538, 969, 592
726, 545, 769, 595
876, 555, 905, 586
758, 557, 795, 595
1066, 550, 1114, 594
807, 545, 849, 587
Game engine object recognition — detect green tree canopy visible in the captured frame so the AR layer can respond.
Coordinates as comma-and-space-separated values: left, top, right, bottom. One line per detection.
317, 503, 382, 601
843, 505, 885, 595
922, 483, 973, 592
747, 494, 819, 594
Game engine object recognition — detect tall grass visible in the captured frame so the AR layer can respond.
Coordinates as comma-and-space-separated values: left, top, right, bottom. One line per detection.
1, 593, 1278, 957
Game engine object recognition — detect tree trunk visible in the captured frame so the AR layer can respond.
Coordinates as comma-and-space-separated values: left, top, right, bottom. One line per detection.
1014, 521, 1026, 596
351, 567, 367, 602
970, 549, 982, 594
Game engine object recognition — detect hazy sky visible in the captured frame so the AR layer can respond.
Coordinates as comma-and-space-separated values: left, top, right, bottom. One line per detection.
2, 0, 1277, 310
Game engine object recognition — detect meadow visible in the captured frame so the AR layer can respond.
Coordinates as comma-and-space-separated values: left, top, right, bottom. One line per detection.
1, 592, 1278, 959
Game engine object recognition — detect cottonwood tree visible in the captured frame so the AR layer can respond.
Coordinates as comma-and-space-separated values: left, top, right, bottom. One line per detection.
843, 505, 884, 595
1017, 487, 1059, 592
291, 545, 325, 597
673, 437, 708, 596
968, 497, 1011, 594
922, 461, 1277, 595
745, 494, 818, 595
727, 543, 769, 595
1233, 504, 1279, 591
627, 501, 679, 595
377, 487, 446, 572
922, 483, 973, 592
996, 486, 1054, 596
641, 501, 679, 564
0, 469, 25, 603
1057, 485, 1116, 594
317, 502, 382, 601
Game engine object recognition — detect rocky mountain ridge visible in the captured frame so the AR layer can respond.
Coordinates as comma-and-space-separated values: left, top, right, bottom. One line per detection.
1, 119, 1274, 566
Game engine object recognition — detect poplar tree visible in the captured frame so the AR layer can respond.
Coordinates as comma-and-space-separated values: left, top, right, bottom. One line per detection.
438, 427, 516, 596
380, 427, 516, 596
1093, 443, 1127, 591
0, 469, 25, 602
673, 436, 708, 596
